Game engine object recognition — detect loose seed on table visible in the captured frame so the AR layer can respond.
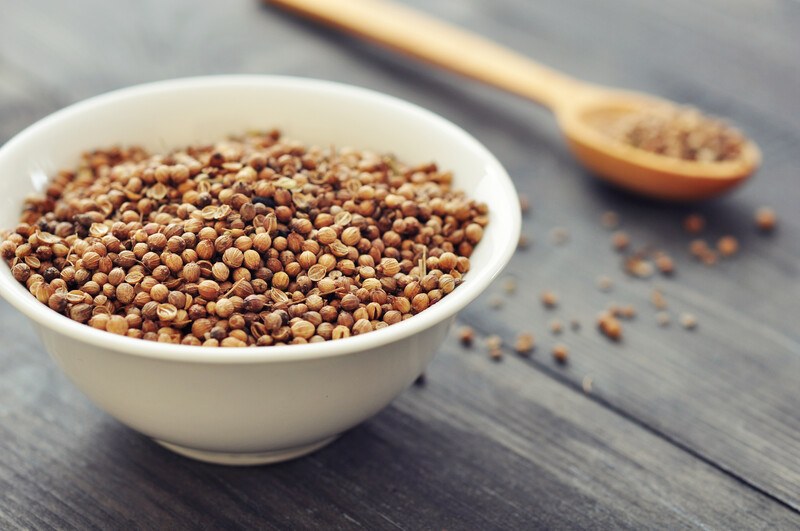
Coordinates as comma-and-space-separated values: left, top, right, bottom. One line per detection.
683, 214, 705, 234
600, 211, 620, 230
549, 227, 569, 246
611, 231, 630, 252
717, 236, 739, 257
552, 344, 569, 364
458, 326, 474, 347
514, 332, 534, 356
754, 207, 777, 233
540, 290, 558, 309
597, 312, 622, 341
680, 313, 698, 330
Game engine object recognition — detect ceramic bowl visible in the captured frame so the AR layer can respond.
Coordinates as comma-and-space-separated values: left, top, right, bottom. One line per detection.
0, 76, 520, 465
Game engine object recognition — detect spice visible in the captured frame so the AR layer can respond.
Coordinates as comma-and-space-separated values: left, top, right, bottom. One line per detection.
582, 375, 593, 394
540, 290, 558, 309
595, 275, 613, 292
549, 319, 563, 335
502, 277, 517, 295
2, 131, 487, 347
754, 207, 777, 233
597, 312, 622, 341
683, 214, 706, 234
651, 288, 668, 310
717, 236, 739, 257
513, 332, 534, 356
458, 325, 475, 347
552, 344, 569, 364
611, 231, 630, 252
486, 334, 503, 361
488, 295, 504, 310
654, 253, 675, 275
549, 227, 569, 246
517, 234, 530, 250
624, 255, 654, 278
519, 194, 530, 216
680, 313, 698, 330
602, 105, 746, 162
600, 211, 619, 230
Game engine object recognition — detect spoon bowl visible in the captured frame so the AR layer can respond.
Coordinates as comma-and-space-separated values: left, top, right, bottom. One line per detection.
557, 90, 761, 200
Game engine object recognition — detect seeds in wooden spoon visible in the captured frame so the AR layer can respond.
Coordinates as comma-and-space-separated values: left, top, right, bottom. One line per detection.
603, 105, 746, 162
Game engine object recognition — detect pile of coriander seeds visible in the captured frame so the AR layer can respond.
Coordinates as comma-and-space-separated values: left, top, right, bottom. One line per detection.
0, 131, 487, 347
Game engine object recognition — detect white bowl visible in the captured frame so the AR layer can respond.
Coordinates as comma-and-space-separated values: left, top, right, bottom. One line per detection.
0, 76, 519, 465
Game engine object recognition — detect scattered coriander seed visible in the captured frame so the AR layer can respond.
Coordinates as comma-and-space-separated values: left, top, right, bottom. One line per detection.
582, 375, 593, 394
549, 227, 569, 246
611, 231, 630, 252
502, 277, 517, 295
519, 194, 530, 215
654, 253, 675, 275
683, 214, 706, 234
651, 288, 667, 310
595, 275, 613, 292
549, 319, 564, 335
620, 305, 636, 320
624, 256, 654, 278
600, 211, 620, 230
541, 290, 558, 309
717, 235, 739, 257
656, 311, 671, 327
552, 344, 569, 364
513, 332, 534, 356
754, 207, 777, 233
689, 239, 709, 259
458, 326, 475, 347
486, 334, 503, 362
488, 295, 504, 309
485, 334, 502, 350
680, 313, 698, 330
597, 312, 622, 341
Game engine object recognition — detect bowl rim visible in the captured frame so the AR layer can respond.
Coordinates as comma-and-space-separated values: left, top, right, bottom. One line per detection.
0, 75, 520, 364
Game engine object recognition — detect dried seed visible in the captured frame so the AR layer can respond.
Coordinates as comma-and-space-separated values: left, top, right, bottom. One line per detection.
552, 344, 568, 364
680, 313, 698, 330
683, 214, 705, 234
754, 207, 776, 232
717, 235, 738, 257
611, 231, 630, 252
458, 326, 474, 347
600, 211, 619, 230
541, 290, 558, 309
514, 332, 534, 356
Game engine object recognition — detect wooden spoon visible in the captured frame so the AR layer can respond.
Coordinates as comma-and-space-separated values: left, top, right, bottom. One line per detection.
268, 0, 760, 200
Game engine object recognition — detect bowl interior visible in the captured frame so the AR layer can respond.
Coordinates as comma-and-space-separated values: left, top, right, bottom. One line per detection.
0, 76, 520, 361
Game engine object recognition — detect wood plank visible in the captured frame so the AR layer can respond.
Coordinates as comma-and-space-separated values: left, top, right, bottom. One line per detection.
0, 305, 796, 528
0, 0, 799, 525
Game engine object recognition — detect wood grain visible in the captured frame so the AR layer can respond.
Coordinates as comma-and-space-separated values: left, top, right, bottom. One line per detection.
0, 0, 799, 527
0, 306, 797, 528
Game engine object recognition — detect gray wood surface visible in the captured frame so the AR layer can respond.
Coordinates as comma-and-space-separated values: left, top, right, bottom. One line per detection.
1, 0, 798, 528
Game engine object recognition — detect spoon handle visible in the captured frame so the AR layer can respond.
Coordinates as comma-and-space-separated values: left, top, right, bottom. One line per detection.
268, 0, 588, 110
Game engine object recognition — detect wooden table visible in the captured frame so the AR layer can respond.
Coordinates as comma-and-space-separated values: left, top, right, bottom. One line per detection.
1, 0, 798, 528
